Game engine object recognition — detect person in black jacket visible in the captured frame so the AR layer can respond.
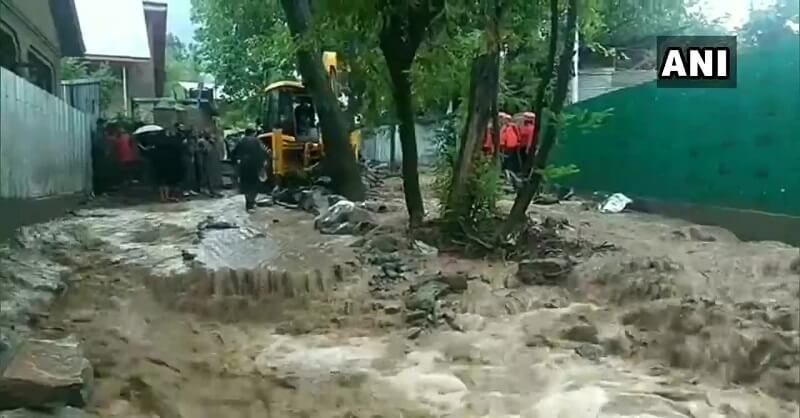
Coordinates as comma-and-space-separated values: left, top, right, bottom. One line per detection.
232, 128, 268, 212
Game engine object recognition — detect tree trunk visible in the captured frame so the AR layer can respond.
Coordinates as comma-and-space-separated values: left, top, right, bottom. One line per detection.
526, 0, 560, 163
503, 0, 577, 234
504, 0, 559, 203
445, 0, 503, 218
489, 0, 503, 171
389, 124, 397, 172
280, 0, 365, 200
377, 0, 444, 227
446, 52, 500, 217
385, 59, 425, 226
490, 96, 501, 169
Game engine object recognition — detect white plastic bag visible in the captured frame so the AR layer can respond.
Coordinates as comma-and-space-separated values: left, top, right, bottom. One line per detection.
598, 193, 632, 213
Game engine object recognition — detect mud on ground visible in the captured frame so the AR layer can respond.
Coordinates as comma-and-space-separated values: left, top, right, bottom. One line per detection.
0, 179, 798, 417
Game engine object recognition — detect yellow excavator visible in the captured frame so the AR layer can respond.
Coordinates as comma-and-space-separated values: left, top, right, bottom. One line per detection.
258, 52, 360, 184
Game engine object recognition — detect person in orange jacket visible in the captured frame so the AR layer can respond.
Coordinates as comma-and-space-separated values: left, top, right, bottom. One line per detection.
482, 119, 495, 155
518, 112, 536, 168
499, 113, 521, 172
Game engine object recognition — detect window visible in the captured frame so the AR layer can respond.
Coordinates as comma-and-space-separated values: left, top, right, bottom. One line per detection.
264, 91, 280, 129
0, 24, 18, 73
27, 49, 53, 93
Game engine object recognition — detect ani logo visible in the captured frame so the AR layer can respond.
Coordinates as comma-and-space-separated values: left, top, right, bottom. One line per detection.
657, 36, 738, 88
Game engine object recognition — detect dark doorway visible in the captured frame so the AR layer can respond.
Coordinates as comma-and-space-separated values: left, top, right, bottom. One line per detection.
0, 26, 18, 73
27, 49, 54, 93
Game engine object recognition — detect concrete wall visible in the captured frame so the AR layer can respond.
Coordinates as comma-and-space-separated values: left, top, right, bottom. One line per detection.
102, 61, 157, 117
127, 60, 157, 99
0, 195, 83, 242
577, 68, 654, 102
361, 122, 440, 166
0, 0, 62, 94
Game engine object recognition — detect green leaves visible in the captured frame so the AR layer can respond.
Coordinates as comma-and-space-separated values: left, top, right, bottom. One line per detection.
60, 58, 120, 110
738, 0, 800, 46
190, 0, 716, 129
535, 163, 580, 181
191, 0, 294, 105
165, 33, 203, 97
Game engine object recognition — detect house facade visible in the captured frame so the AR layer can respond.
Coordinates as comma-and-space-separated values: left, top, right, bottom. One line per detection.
0, 0, 91, 235
72, 0, 167, 116
0, 0, 84, 94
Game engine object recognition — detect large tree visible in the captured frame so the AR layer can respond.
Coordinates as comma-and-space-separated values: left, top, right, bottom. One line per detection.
378, 0, 445, 226
279, 0, 366, 200
445, 0, 504, 222
503, 0, 578, 235
60, 58, 120, 110
194, 0, 366, 199
739, 0, 799, 46
165, 33, 202, 96
192, 0, 295, 111
192, 0, 716, 227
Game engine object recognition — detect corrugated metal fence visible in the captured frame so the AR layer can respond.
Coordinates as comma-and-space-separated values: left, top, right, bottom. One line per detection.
0, 68, 92, 198
361, 122, 440, 166
62, 79, 101, 126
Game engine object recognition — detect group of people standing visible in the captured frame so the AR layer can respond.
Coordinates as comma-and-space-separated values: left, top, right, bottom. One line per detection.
138, 123, 224, 202
482, 112, 537, 173
98, 121, 224, 203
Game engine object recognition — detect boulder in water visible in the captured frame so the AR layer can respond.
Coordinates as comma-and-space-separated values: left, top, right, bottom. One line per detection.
0, 336, 93, 410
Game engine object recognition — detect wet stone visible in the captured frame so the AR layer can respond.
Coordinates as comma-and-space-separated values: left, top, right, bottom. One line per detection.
369, 235, 402, 253
405, 310, 428, 325
688, 226, 717, 242
574, 343, 604, 361
0, 336, 93, 410
371, 254, 401, 266
315, 200, 377, 235
0, 407, 94, 418
561, 323, 600, 344
383, 305, 402, 315
436, 272, 472, 293
524, 334, 553, 348
0, 329, 11, 361
181, 250, 196, 261
412, 240, 439, 257
67, 310, 94, 324
382, 266, 401, 280
406, 327, 423, 340
405, 279, 450, 313
125, 376, 181, 418
768, 307, 800, 331
790, 251, 800, 274
349, 238, 368, 248
516, 258, 572, 286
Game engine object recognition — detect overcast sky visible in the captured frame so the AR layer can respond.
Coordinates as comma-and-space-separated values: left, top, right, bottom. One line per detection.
167, 0, 195, 42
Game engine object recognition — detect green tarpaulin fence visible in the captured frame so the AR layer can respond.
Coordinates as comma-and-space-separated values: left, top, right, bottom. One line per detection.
555, 37, 800, 216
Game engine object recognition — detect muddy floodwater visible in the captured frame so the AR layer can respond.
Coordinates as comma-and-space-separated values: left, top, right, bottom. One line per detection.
1, 187, 798, 417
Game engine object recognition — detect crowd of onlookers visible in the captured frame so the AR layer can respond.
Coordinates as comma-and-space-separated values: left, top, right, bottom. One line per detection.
90, 112, 537, 207
94, 120, 228, 202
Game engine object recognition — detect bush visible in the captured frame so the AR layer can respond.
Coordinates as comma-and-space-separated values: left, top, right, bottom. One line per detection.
433, 115, 502, 235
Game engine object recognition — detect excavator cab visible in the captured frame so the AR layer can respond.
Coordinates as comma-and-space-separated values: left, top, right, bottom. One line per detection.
263, 82, 319, 141
258, 52, 360, 185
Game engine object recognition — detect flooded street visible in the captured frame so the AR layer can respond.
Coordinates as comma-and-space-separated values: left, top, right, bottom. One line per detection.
1, 183, 798, 417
